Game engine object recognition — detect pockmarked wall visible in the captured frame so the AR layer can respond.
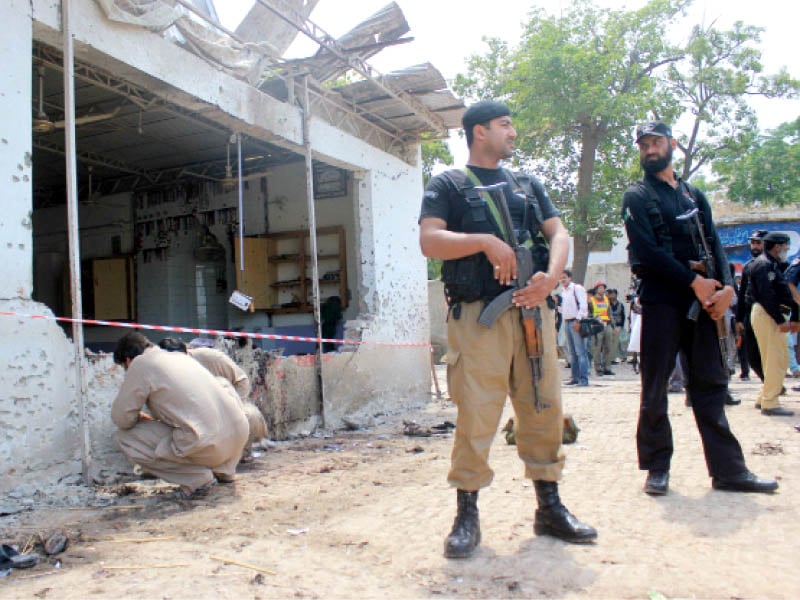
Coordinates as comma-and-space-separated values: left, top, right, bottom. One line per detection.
1, 0, 433, 492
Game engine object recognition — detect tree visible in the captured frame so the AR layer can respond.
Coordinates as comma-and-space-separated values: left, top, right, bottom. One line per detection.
421, 136, 453, 279
713, 118, 800, 205
663, 21, 800, 181
420, 135, 453, 185
454, 0, 690, 283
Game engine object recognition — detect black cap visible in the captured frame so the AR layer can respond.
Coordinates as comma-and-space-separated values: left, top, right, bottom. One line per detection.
635, 121, 672, 143
462, 100, 511, 132
749, 229, 769, 241
763, 232, 790, 244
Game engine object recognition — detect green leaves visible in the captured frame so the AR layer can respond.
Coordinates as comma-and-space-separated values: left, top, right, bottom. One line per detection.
451, 0, 798, 280
714, 118, 800, 206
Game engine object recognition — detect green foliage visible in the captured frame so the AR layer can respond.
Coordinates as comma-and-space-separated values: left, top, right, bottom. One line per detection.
421, 135, 454, 184
427, 258, 443, 281
665, 21, 800, 180
714, 118, 800, 205
451, 0, 798, 280
455, 0, 690, 280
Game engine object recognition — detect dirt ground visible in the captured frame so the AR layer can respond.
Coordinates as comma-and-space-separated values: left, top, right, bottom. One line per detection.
2, 360, 799, 599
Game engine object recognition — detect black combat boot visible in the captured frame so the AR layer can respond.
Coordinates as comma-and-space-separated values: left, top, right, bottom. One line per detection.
444, 489, 481, 558
533, 481, 597, 543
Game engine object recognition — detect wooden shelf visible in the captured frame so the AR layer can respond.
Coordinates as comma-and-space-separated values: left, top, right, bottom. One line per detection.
235, 226, 347, 312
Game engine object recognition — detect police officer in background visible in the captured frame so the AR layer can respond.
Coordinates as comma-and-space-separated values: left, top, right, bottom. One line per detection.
735, 229, 768, 381
419, 100, 596, 559
747, 232, 798, 416
785, 255, 800, 391
622, 121, 777, 496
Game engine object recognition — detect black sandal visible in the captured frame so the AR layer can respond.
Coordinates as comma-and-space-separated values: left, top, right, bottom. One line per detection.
0, 544, 39, 569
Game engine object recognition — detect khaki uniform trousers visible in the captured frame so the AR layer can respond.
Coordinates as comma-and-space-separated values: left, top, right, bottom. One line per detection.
445, 300, 564, 491
751, 303, 789, 409
592, 323, 615, 372
116, 420, 241, 491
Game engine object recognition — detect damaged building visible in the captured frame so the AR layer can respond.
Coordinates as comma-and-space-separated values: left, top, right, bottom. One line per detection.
0, 0, 463, 492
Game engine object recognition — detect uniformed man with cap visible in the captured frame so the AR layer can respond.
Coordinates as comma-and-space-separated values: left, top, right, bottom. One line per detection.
735, 229, 769, 381
622, 120, 777, 496
747, 231, 798, 415
419, 100, 596, 559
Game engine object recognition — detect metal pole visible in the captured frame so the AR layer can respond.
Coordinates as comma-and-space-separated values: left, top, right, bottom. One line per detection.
236, 133, 245, 271
62, 0, 92, 485
302, 76, 325, 427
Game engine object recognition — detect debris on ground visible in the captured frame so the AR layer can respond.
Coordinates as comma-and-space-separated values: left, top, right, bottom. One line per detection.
40, 531, 69, 556
752, 442, 784, 456
402, 420, 454, 437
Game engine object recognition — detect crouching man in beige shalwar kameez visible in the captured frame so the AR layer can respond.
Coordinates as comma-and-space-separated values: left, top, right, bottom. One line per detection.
157, 338, 268, 463
112, 332, 249, 497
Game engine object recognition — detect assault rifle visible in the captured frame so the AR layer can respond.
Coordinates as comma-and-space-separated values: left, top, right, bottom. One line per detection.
677, 207, 729, 369
473, 183, 549, 413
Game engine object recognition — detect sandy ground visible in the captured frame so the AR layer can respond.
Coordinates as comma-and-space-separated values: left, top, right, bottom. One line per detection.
2, 360, 799, 599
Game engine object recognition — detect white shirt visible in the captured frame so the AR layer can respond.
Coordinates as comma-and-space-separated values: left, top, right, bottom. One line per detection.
560, 282, 588, 320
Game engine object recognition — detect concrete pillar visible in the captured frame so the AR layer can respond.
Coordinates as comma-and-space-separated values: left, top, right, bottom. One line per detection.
0, 0, 33, 298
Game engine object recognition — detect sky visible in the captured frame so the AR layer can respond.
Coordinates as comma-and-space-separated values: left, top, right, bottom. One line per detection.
215, 0, 799, 164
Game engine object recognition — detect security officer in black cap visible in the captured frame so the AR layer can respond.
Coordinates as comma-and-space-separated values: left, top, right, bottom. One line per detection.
419, 100, 596, 559
622, 121, 777, 497
748, 231, 797, 415
735, 229, 769, 381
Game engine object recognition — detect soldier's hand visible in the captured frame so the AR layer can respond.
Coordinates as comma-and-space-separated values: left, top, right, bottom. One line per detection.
778, 322, 791, 333
484, 238, 517, 286
735, 321, 745, 336
690, 275, 721, 306
705, 285, 734, 321
513, 271, 556, 309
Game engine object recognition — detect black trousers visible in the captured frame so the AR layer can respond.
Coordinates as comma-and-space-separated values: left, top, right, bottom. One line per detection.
737, 328, 750, 377
744, 314, 764, 382
637, 302, 746, 478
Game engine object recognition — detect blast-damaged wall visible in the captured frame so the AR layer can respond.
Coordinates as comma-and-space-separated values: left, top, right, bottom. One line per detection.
0, 302, 83, 494
2, 0, 436, 494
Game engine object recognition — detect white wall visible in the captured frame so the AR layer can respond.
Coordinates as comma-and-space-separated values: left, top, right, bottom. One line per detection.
1, 0, 433, 493
0, 0, 34, 298
0, 1, 90, 494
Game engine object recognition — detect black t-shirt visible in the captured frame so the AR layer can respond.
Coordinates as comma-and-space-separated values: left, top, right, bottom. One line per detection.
623, 172, 728, 306
419, 165, 559, 233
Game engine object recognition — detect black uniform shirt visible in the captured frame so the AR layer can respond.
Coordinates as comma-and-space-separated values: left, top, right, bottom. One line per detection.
748, 252, 796, 324
735, 258, 758, 323
785, 257, 800, 288
623, 172, 730, 305
419, 166, 559, 233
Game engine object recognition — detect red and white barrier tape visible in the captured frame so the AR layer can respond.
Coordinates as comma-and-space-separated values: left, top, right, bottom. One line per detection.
0, 310, 429, 348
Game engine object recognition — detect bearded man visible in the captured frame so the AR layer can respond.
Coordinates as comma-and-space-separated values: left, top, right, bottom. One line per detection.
622, 121, 777, 496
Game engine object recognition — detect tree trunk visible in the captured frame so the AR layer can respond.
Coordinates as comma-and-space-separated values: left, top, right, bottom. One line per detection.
571, 124, 600, 284
572, 235, 591, 284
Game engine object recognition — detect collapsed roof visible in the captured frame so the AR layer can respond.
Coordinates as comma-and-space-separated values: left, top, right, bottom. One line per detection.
31, 0, 464, 205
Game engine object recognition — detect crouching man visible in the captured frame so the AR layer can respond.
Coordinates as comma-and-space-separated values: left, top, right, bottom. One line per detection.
112, 332, 249, 499
158, 337, 268, 462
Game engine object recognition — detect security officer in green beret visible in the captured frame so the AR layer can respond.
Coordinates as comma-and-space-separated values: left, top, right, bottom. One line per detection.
419, 100, 596, 559
748, 231, 798, 416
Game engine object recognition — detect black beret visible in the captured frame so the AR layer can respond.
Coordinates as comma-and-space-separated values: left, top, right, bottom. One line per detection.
462, 100, 511, 132
763, 232, 790, 244
749, 229, 769, 240
635, 121, 672, 143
